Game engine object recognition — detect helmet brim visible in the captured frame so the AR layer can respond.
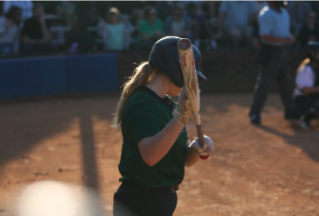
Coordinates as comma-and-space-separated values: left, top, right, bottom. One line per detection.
197, 70, 207, 80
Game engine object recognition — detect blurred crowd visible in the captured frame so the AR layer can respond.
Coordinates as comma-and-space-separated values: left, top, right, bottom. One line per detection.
1, 1, 319, 56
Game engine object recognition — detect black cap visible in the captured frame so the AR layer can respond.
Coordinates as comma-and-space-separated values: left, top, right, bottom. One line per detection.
149, 36, 206, 88
307, 41, 319, 60
307, 41, 319, 51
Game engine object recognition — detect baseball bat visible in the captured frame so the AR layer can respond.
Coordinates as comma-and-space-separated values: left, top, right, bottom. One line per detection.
177, 38, 209, 160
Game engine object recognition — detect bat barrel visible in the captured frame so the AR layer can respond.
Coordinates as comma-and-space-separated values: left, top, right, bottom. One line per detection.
177, 38, 192, 50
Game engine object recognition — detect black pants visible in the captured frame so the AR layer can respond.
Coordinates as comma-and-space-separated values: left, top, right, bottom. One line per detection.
250, 48, 294, 115
113, 181, 178, 216
294, 95, 319, 114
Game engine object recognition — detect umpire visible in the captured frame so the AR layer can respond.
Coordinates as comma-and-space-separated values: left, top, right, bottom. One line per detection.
250, 1, 300, 124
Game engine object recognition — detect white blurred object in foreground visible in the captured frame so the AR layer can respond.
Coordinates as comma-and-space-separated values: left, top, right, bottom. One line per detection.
17, 181, 105, 216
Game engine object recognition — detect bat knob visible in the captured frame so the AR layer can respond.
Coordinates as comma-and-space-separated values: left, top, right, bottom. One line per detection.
200, 155, 209, 160
178, 38, 192, 50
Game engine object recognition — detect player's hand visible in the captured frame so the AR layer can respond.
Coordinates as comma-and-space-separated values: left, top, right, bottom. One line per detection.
190, 135, 214, 157
172, 87, 192, 125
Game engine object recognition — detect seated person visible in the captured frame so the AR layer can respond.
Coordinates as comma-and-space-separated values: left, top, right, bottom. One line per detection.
135, 7, 164, 50
21, 4, 51, 54
98, 7, 133, 51
297, 11, 319, 47
187, 3, 216, 49
294, 42, 319, 129
217, 1, 256, 46
155, 1, 173, 22
164, 3, 191, 39
287, 1, 311, 36
0, 6, 22, 54
3, 0, 33, 21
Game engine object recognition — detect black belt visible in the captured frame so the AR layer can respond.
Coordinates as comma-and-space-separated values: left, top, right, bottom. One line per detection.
262, 44, 285, 50
271, 46, 285, 50
120, 181, 179, 193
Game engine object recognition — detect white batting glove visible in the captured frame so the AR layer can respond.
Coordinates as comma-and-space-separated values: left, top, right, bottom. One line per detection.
172, 87, 192, 125
189, 135, 214, 157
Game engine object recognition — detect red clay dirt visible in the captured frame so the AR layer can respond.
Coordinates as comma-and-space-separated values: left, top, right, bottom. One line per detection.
0, 94, 319, 216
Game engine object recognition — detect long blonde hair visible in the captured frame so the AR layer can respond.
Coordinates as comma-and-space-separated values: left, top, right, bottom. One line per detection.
297, 58, 311, 74
112, 61, 156, 128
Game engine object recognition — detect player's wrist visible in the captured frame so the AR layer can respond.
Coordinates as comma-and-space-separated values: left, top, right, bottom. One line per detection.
172, 111, 186, 125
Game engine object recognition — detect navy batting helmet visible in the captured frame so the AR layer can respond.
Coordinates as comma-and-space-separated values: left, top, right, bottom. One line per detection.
149, 36, 207, 88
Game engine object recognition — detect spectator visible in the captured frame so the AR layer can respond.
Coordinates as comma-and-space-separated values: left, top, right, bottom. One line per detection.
21, 4, 52, 54
155, 1, 173, 22
164, 3, 191, 39
294, 42, 319, 129
110, 1, 154, 15
130, 8, 144, 27
98, 7, 132, 51
251, 1, 268, 49
3, 1, 33, 21
287, 1, 311, 36
56, 1, 76, 27
201, 1, 218, 19
87, 6, 99, 26
135, 7, 164, 50
182, 1, 204, 16
0, 6, 22, 54
297, 11, 319, 47
217, 1, 256, 46
187, 3, 216, 49
129, 8, 144, 41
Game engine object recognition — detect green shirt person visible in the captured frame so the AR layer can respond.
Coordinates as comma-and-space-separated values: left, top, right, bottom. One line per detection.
135, 8, 164, 44
119, 87, 188, 188
112, 36, 214, 216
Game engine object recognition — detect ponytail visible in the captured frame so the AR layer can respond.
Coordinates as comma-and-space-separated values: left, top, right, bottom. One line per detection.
112, 61, 154, 128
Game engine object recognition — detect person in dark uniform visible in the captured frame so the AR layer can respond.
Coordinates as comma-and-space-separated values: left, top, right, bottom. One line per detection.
112, 36, 214, 216
250, 1, 300, 124
294, 42, 319, 129
21, 4, 51, 53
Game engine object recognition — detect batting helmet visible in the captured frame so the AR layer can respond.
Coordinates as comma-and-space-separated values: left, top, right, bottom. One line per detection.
149, 36, 207, 88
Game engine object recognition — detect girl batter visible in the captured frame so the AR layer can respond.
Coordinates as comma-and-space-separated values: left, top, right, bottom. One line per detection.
112, 36, 214, 216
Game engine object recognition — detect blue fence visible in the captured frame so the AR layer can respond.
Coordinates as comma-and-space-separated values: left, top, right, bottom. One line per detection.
0, 54, 118, 99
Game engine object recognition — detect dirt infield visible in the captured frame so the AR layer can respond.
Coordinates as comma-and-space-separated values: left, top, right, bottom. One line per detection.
0, 94, 319, 216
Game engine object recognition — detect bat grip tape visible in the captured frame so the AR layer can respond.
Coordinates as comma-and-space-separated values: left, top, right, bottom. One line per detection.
196, 124, 205, 148
196, 124, 209, 160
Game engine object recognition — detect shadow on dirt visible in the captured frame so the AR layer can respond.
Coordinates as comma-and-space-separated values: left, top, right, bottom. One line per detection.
79, 114, 100, 190
257, 122, 319, 162
201, 94, 284, 114
0, 95, 119, 191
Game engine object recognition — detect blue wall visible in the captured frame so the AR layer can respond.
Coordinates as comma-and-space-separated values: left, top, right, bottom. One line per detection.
0, 54, 118, 99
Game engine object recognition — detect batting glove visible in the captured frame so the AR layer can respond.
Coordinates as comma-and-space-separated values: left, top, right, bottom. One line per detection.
172, 87, 192, 125
189, 135, 214, 157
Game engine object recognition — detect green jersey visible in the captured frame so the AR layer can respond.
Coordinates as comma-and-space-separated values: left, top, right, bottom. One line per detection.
119, 86, 188, 188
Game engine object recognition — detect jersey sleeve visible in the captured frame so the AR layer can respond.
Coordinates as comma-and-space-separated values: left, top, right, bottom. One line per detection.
296, 66, 315, 89
127, 99, 163, 144
259, 11, 272, 36
138, 20, 148, 34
